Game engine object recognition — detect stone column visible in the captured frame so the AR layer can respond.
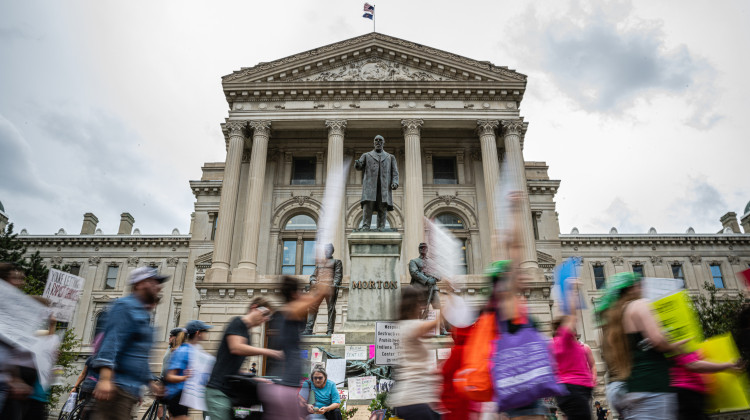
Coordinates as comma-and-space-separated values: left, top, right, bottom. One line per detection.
326, 120, 347, 257
234, 120, 272, 282
205, 121, 246, 283
502, 119, 538, 270
402, 119, 425, 266
477, 120, 502, 261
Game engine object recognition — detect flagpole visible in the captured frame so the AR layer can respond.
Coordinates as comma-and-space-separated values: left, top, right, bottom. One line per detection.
373, 11, 376, 32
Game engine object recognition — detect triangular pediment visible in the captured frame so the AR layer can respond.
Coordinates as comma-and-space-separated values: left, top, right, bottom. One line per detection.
223, 33, 526, 86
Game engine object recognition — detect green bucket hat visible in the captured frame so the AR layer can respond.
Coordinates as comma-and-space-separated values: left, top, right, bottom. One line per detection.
486, 260, 512, 284
594, 272, 641, 321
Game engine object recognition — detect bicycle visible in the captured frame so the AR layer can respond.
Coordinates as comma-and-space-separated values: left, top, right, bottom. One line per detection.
58, 389, 90, 420
141, 397, 170, 420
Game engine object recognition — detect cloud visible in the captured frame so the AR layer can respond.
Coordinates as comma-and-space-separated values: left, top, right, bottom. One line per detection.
590, 197, 645, 233
674, 177, 727, 231
0, 113, 53, 196
502, 0, 722, 125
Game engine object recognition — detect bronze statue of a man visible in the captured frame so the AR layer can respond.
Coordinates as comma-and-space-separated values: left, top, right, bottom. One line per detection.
408, 242, 447, 335
302, 243, 343, 335
355, 135, 399, 231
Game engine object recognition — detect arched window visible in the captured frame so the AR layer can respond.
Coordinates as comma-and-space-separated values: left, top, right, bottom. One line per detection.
280, 214, 317, 275
435, 212, 469, 274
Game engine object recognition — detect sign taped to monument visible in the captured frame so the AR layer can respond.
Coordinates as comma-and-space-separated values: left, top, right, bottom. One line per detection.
375, 321, 401, 365
43, 269, 85, 323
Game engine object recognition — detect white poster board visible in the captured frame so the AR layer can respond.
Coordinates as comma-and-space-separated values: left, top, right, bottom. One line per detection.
180, 346, 216, 411
311, 348, 324, 363
326, 358, 347, 387
331, 333, 346, 345
348, 376, 377, 400
643, 277, 685, 301
345, 345, 368, 360
437, 348, 452, 360
375, 322, 402, 366
43, 269, 85, 323
425, 310, 440, 336
0, 279, 49, 350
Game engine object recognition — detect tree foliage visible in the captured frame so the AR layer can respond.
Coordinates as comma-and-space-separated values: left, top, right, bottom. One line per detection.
693, 281, 746, 338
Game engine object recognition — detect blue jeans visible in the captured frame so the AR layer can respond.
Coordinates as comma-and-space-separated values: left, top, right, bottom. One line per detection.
620, 392, 676, 420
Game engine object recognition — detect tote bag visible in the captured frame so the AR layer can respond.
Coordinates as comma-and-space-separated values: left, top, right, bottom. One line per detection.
453, 311, 497, 401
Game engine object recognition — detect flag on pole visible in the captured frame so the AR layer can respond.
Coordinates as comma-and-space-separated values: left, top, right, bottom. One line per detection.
363, 2, 374, 19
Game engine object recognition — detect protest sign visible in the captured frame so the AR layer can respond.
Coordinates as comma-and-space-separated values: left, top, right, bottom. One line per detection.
348, 376, 377, 400
701, 334, 750, 412
651, 291, 703, 353
375, 322, 401, 365
311, 348, 323, 363
34, 334, 61, 390
331, 333, 346, 345
425, 310, 440, 336
42, 269, 85, 323
0, 279, 49, 350
180, 345, 216, 411
437, 348, 451, 360
345, 345, 368, 360
643, 277, 684, 301
326, 358, 346, 387
368, 344, 375, 360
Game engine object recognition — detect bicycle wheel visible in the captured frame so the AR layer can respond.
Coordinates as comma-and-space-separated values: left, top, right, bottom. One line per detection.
141, 401, 158, 420
62, 400, 88, 420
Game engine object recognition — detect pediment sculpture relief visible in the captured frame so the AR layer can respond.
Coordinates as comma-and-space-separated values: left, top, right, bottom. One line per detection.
297, 58, 455, 82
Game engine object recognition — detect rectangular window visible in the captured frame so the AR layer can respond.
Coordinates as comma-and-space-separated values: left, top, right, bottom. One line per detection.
433, 157, 457, 184
458, 239, 468, 275
532, 213, 539, 240
281, 241, 297, 275
291, 157, 316, 185
210, 215, 218, 241
593, 265, 606, 289
69, 265, 81, 276
632, 264, 644, 277
105, 266, 118, 289
671, 264, 684, 285
710, 264, 724, 288
302, 240, 316, 275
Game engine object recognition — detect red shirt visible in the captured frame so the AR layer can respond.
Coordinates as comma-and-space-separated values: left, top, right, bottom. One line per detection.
552, 326, 594, 387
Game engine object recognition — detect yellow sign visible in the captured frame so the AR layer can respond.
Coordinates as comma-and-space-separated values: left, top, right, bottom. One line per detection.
701, 334, 750, 412
651, 291, 703, 353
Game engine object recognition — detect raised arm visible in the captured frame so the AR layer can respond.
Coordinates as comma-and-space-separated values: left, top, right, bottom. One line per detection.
227, 335, 282, 359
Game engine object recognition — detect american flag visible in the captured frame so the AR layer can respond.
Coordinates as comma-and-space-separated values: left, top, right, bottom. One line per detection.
363, 3, 374, 12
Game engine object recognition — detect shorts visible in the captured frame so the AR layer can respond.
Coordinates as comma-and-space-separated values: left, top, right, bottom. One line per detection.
166, 391, 189, 417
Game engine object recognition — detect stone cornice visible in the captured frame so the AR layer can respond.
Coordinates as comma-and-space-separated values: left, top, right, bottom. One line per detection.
223, 33, 526, 86
18, 235, 191, 248
190, 180, 222, 197
527, 180, 560, 195
560, 234, 750, 248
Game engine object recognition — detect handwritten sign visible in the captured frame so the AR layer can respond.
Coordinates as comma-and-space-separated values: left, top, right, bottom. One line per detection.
0, 279, 49, 350
375, 322, 402, 365
180, 345, 215, 411
326, 358, 346, 387
652, 291, 703, 354
311, 348, 323, 363
437, 348, 452, 360
43, 269, 85, 322
348, 376, 377, 400
369, 344, 375, 360
345, 345, 368, 360
426, 310, 440, 336
331, 333, 346, 345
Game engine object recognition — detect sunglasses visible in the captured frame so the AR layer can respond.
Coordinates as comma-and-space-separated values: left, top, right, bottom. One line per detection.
312, 376, 325, 381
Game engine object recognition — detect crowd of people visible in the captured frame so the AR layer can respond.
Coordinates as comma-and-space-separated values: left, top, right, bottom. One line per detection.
1, 190, 748, 420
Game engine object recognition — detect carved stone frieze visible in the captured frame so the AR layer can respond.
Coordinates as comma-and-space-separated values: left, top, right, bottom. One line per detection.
88, 256, 101, 266
689, 255, 702, 265
611, 256, 624, 265
728, 256, 741, 265
290, 191, 313, 206
127, 257, 139, 266
437, 193, 458, 206
297, 58, 453, 82
51, 256, 63, 265
167, 257, 179, 267
650, 256, 663, 265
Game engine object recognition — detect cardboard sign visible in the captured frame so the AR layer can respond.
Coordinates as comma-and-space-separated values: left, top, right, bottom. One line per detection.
331, 333, 346, 345
643, 277, 684, 301
701, 334, 750, 412
311, 348, 323, 363
180, 345, 216, 411
345, 345, 368, 360
375, 322, 402, 365
348, 376, 377, 400
326, 358, 347, 387
437, 348, 452, 360
651, 291, 703, 353
42, 269, 85, 323
425, 310, 440, 336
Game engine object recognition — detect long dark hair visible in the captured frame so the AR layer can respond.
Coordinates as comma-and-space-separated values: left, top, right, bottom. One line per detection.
398, 286, 422, 320
280, 276, 299, 303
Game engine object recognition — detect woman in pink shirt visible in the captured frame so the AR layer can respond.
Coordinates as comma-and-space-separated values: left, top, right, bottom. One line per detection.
552, 282, 595, 420
671, 350, 741, 420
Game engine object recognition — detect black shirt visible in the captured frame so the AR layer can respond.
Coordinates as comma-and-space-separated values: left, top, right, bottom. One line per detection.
207, 316, 250, 393
596, 407, 608, 420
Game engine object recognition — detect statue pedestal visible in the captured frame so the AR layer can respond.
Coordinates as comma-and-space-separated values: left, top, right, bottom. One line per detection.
343, 232, 402, 334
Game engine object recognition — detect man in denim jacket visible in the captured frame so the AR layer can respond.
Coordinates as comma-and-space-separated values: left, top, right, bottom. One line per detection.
90, 267, 169, 420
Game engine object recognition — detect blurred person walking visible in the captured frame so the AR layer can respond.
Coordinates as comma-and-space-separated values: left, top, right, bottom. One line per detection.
164, 320, 213, 419
670, 350, 742, 420
387, 286, 442, 420
89, 266, 169, 420
596, 272, 684, 420
204, 297, 280, 420
259, 276, 330, 420
551, 282, 594, 420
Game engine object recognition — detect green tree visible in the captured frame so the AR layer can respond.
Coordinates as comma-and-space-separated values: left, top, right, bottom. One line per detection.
693, 281, 746, 338
0, 222, 26, 264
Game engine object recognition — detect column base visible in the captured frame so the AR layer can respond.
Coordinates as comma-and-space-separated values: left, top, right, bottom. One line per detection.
231, 267, 256, 283
204, 267, 229, 283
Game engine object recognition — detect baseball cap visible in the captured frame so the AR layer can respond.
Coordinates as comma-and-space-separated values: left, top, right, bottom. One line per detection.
185, 320, 213, 334
129, 266, 170, 285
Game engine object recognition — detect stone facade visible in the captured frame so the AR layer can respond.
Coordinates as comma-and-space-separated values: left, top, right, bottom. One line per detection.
10, 33, 750, 411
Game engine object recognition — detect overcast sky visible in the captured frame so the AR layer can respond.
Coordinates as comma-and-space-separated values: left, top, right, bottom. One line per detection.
1, 0, 748, 236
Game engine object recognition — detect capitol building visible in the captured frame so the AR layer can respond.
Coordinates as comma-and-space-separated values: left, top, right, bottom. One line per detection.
3, 33, 749, 403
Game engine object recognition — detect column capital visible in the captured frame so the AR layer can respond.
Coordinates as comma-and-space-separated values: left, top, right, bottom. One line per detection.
477, 120, 499, 136
226, 121, 246, 138
249, 120, 272, 136
501, 119, 524, 137
325, 119, 347, 135
401, 119, 424, 136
